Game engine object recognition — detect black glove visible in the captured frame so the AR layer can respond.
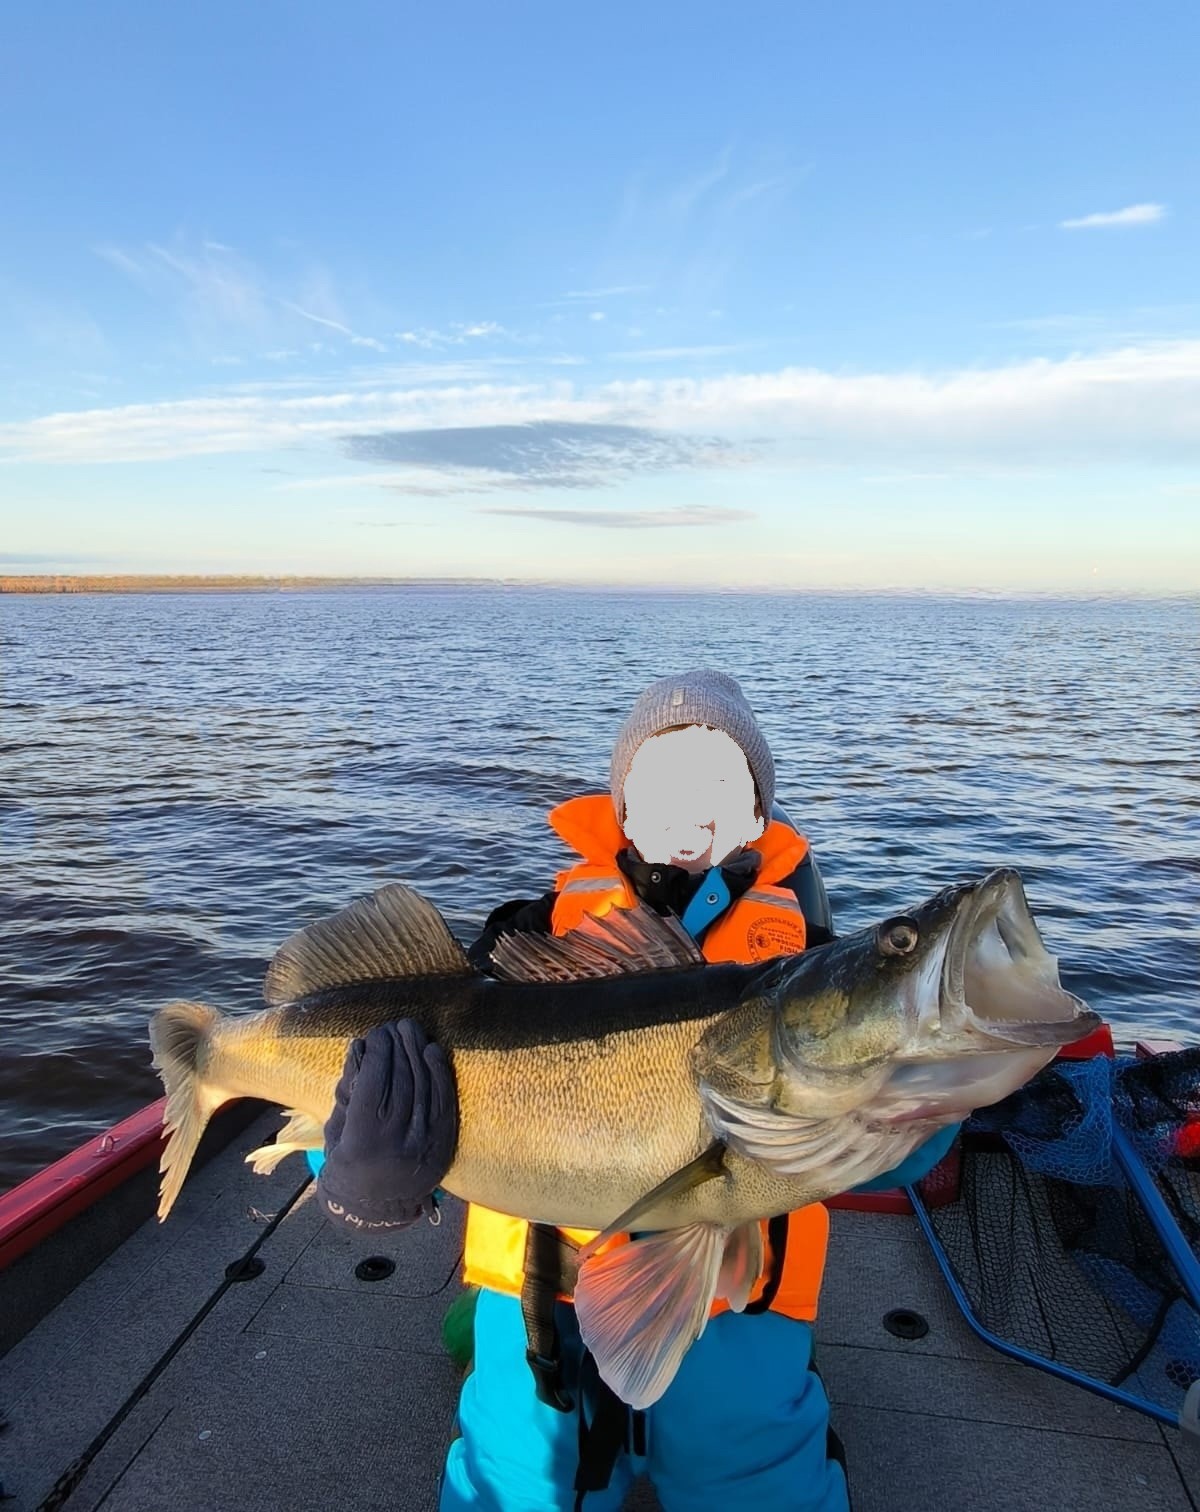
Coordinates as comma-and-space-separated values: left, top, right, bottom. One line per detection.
317, 1021, 458, 1230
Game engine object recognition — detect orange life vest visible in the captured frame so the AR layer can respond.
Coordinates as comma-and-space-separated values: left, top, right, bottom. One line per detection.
462, 794, 830, 1321
548, 794, 810, 963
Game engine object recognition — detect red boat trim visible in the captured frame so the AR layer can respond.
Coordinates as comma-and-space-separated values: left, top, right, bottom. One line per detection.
825, 1188, 915, 1215
1056, 1023, 1115, 1061
0, 1098, 167, 1273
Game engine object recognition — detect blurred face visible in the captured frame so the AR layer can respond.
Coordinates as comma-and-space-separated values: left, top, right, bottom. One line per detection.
622, 725, 764, 873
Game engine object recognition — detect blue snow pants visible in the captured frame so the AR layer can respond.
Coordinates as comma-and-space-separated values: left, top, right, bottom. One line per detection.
440, 1289, 849, 1512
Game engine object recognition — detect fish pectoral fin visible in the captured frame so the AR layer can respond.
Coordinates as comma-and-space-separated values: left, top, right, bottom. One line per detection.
263, 883, 472, 1005
579, 1142, 728, 1259
717, 1220, 764, 1313
245, 1109, 326, 1175
700, 1078, 856, 1174
490, 904, 703, 983
573, 1223, 727, 1409
701, 1079, 944, 1189
246, 1142, 300, 1175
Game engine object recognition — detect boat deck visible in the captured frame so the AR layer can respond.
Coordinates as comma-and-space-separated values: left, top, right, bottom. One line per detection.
2, 1110, 1197, 1511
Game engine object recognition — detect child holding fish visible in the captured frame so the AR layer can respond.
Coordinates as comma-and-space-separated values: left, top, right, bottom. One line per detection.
152, 670, 1091, 1502
316, 671, 963, 1511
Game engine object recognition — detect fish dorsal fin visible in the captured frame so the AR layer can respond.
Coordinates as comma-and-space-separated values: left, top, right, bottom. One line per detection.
263, 883, 472, 1005
490, 904, 703, 984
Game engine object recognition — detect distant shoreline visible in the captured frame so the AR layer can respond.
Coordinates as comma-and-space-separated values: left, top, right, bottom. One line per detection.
0, 574, 1193, 601
0, 575, 506, 594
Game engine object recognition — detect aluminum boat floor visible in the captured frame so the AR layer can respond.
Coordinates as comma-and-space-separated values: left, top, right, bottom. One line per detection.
1, 1112, 1197, 1511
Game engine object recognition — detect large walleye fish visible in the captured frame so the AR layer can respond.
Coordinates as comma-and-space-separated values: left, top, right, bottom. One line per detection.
151, 868, 1096, 1407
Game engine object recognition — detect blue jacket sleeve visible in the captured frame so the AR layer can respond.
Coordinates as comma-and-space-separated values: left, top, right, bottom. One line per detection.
851, 1124, 960, 1192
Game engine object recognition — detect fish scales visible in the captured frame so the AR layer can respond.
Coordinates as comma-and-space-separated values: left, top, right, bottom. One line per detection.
200, 966, 802, 1230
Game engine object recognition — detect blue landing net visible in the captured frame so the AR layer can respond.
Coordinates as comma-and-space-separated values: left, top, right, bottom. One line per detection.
911, 1049, 1200, 1433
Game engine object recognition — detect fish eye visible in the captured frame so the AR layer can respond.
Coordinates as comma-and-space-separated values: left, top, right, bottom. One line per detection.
877, 917, 919, 957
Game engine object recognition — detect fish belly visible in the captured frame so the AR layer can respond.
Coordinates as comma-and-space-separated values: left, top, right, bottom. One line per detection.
442, 1016, 803, 1231
209, 1011, 354, 1125
206, 992, 814, 1233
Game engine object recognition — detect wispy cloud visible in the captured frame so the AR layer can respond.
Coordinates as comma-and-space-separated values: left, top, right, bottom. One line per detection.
279, 300, 355, 337
667, 145, 733, 218
94, 238, 390, 352
277, 470, 493, 497
146, 242, 269, 327
995, 303, 1200, 353
596, 146, 799, 315
724, 175, 795, 210
8, 341, 1200, 469
1060, 202, 1166, 230
398, 321, 511, 349
94, 244, 146, 280
342, 421, 734, 489
481, 504, 754, 528
607, 343, 744, 362
558, 285, 649, 301
277, 300, 388, 351
221, 357, 527, 394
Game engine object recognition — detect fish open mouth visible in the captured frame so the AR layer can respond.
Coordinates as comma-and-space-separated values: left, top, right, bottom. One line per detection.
871, 870, 1099, 1125
936, 868, 1097, 1049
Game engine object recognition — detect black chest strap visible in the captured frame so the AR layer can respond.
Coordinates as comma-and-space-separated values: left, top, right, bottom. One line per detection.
521, 1222, 579, 1412
573, 1348, 635, 1510
520, 1223, 643, 1505
744, 1213, 790, 1314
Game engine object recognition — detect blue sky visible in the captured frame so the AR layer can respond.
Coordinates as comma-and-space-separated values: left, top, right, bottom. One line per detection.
2, 2, 1198, 590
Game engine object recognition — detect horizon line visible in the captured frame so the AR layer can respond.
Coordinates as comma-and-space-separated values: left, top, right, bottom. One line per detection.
0, 573, 1195, 603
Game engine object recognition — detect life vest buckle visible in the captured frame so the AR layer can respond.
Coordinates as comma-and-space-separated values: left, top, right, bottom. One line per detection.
524, 1347, 574, 1412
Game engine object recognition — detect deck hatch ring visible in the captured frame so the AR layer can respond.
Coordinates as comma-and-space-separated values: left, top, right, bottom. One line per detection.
883, 1308, 929, 1340
356, 1256, 396, 1282
225, 1256, 267, 1283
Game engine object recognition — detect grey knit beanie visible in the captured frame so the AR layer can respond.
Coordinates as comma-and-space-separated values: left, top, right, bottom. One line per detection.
610, 669, 775, 824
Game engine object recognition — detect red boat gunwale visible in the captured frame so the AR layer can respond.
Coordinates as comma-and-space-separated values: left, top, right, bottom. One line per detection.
0, 1098, 167, 1272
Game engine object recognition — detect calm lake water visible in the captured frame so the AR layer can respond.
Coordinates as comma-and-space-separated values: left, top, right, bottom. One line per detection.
1, 589, 1197, 1195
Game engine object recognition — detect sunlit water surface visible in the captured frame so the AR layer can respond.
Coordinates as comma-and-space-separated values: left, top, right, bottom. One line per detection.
1, 589, 1196, 1194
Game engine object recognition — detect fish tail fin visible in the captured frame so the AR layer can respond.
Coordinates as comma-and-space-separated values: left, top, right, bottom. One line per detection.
150, 1000, 227, 1222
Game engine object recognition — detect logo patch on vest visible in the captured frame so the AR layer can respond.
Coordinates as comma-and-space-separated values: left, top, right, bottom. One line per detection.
745, 917, 807, 960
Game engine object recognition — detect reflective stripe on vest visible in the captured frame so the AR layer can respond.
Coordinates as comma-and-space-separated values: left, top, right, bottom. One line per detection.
550, 877, 808, 963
